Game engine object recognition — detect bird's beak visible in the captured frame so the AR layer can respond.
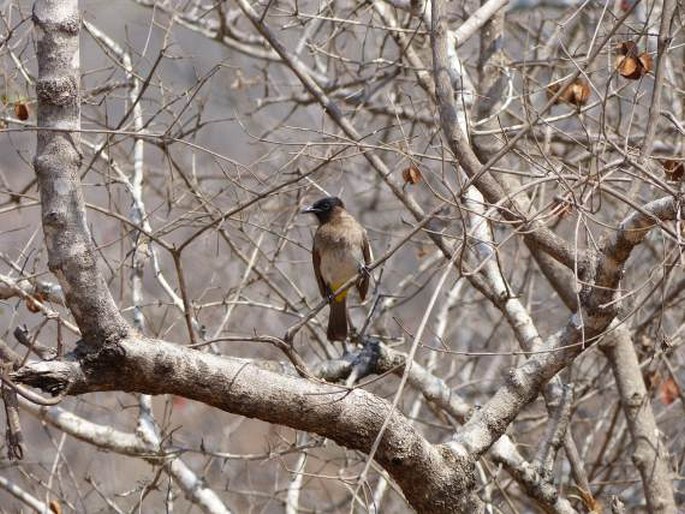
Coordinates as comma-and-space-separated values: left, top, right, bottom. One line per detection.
301, 205, 317, 214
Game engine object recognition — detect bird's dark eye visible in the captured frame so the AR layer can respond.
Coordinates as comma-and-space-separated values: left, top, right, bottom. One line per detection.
322, 203, 331, 210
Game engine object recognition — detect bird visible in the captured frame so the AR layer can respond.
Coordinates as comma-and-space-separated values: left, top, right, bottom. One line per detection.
302, 196, 372, 342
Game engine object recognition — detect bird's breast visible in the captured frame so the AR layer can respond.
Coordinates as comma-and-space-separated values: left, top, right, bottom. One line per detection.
315, 222, 365, 288
319, 245, 361, 285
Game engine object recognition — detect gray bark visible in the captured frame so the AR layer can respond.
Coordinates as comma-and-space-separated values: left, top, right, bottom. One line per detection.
7, 1, 678, 512
33, 0, 129, 346
13, 335, 479, 513
600, 326, 677, 512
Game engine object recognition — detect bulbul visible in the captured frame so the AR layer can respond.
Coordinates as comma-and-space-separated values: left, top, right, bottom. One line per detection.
302, 197, 372, 341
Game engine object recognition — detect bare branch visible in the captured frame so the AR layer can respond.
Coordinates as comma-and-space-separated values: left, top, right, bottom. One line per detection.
13, 335, 480, 513
600, 325, 676, 511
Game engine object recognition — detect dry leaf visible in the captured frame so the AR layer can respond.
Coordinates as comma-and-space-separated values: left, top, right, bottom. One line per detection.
567, 79, 590, 106
14, 101, 29, 121
49, 500, 62, 514
547, 79, 590, 107
615, 41, 651, 79
659, 377, 679, 405
618, 41, 639, 57
402, 164, 422, 185
574, 487, 602, 513
546, 82, 560, 99
616, 55, 640, 79
661, 159, 684, 181
638, 52, 653, 73
26, 291, 47, 313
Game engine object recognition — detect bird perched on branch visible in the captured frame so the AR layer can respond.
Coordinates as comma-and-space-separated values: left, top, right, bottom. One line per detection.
302, 197, 372, 342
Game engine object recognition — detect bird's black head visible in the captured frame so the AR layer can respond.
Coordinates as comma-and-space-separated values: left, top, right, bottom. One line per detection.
301, 196, 345, 223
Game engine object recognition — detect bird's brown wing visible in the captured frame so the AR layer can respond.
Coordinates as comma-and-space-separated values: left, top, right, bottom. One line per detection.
357, 230, 372, 301
312, 243, 327, 298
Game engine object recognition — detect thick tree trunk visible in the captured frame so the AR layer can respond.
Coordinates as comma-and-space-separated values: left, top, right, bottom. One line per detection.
14, 335, 483, 513
33, 0, 129, 346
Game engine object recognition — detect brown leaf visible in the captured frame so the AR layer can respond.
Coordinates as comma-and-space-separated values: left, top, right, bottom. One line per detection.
568, 79, 590, 106
546, 82, 559, 99
616, 55, 641, 79
402, 164, 422, 185
638, 52, 653, 74
49, 500, 63, 514
661, 159, 684, 181
573, 487, 602, 513
547, 79, 590, 106
615, 41, 650, 79
659, 377, 679, 405
617, 40, 639, 57
26, 292, 47, 313
14, 101, 29, 121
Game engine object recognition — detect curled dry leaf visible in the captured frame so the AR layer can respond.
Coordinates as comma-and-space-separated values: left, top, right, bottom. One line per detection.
638, 52, 653, 73
615, 41, 652, 79
26, 291, 47, 313
572, 487, 602, 513
616, 54, 640, 79
567, 79, 590, 106
661, 159, 684, 182
659, 377, 679, 405
618, 40, 640, 57
402, 164, 422, 185
49, 500, 63, 514
547, 79, 590, 107
14, 101, 29, 120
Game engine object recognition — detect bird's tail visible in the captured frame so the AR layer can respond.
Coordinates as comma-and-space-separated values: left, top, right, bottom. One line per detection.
327, 297, 348, 341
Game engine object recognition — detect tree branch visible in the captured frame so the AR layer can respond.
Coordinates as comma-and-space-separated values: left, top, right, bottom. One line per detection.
32, 0, 128, 346
600, 326, 676, 512
452, 195, 680, 458
13, 335, 480, 513
430, 0, 580, 270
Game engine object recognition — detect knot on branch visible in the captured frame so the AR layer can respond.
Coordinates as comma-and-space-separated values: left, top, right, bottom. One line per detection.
506, 366, 528, 392
36, 76, 79, 107
11, 361, 75, 397
42, 209, 68, 230
32, 8, 80, 35
625, 391, 645, 410
74, 339, 127, 370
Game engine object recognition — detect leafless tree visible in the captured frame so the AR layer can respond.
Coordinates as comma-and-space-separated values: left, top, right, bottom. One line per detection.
0, 0, 682, 512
